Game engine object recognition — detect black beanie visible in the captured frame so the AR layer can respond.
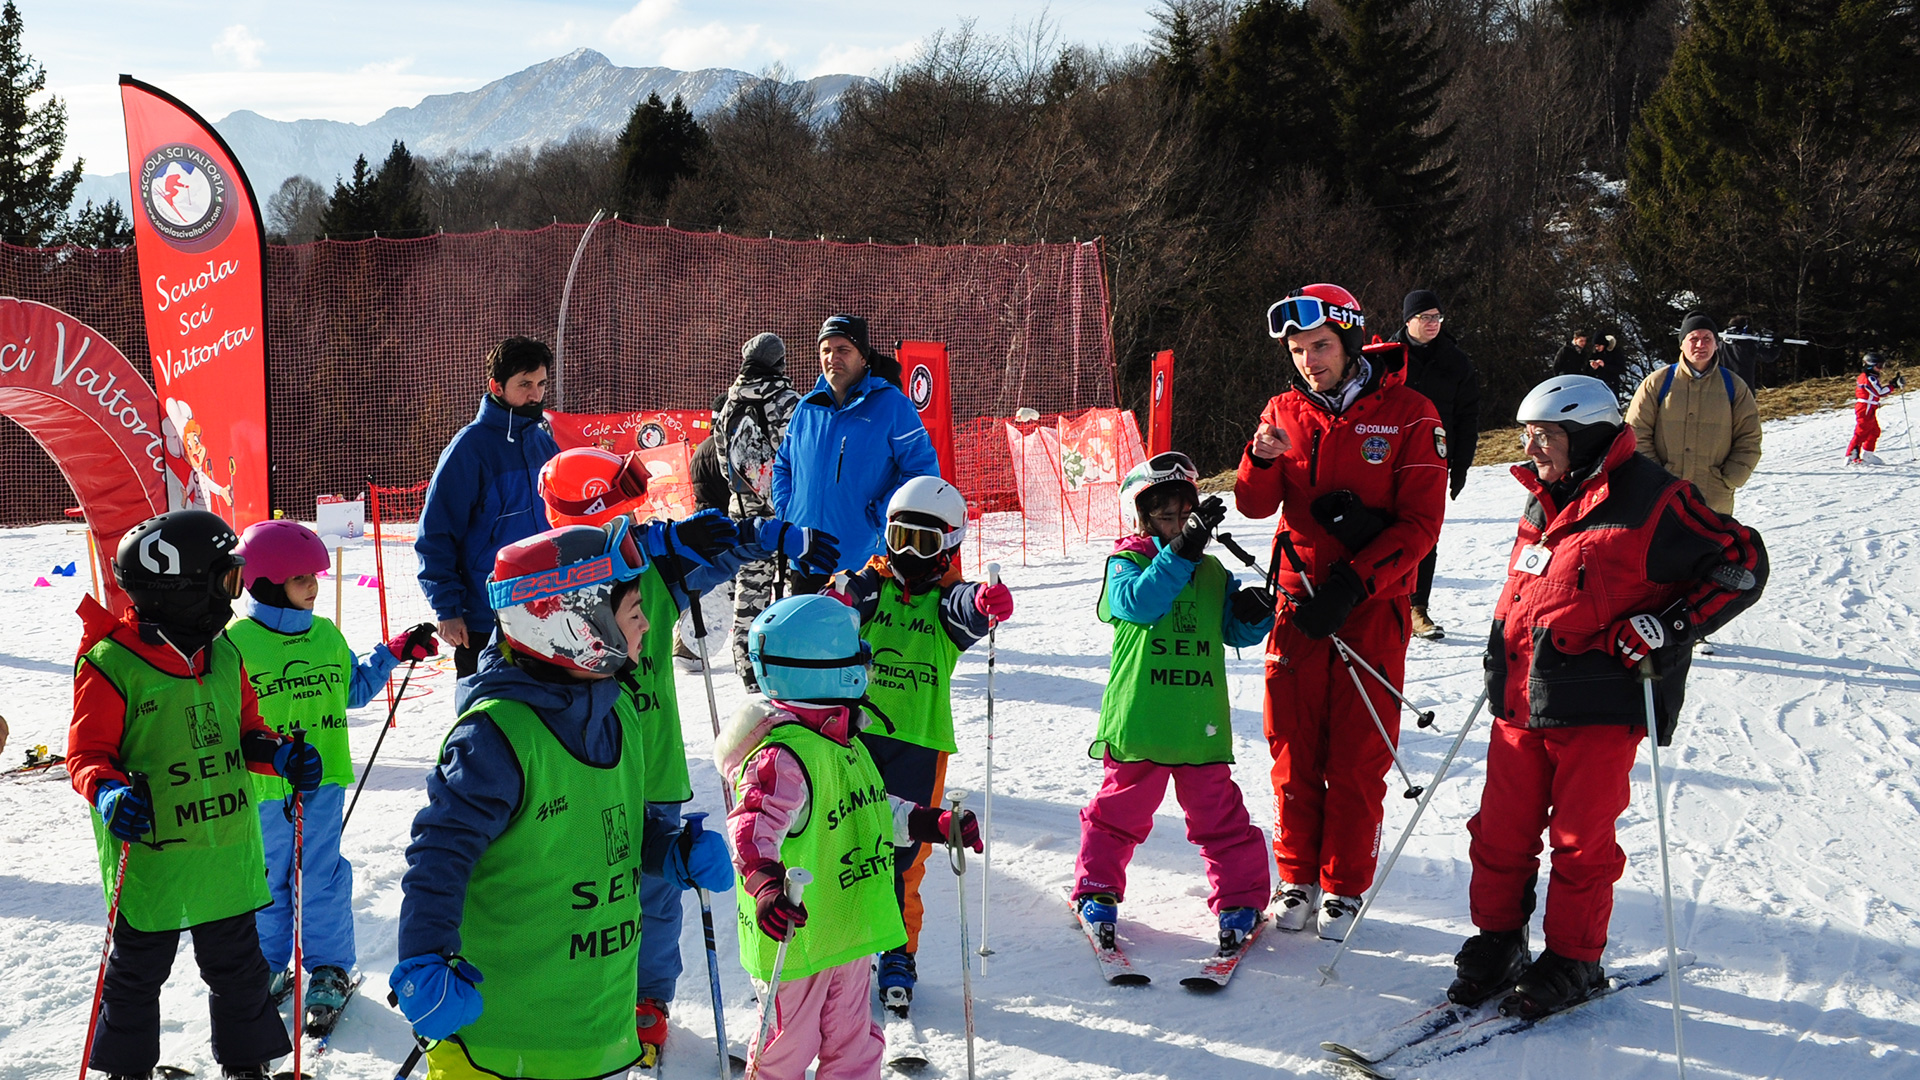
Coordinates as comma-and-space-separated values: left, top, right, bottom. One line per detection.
1402, 289, 1443, 322
1678, 311, 1719, 337
818, 314, 871, 358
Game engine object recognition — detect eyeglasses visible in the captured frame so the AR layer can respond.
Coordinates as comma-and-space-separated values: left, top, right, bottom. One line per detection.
1520, 426, 1568, 448
1411, 314, 1445, 326
1267, 295, 1365, 340
488, 517, 646, 610
886, 520, 951, 559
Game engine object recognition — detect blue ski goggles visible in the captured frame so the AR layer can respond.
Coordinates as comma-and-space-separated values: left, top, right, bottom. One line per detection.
1267, 295, 1365, 340
487, 517, 647, 611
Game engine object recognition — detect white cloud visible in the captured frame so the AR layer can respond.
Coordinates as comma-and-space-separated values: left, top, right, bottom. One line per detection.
657, 23, 787, 71
608, 0, 679, 44
534, 21, 580, 49
813, 37, 921, 78
212, 24, 266, 70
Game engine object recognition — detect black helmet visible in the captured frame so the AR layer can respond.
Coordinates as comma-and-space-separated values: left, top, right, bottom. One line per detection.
1864, 352, 1885, 371
113, 510, 245, 634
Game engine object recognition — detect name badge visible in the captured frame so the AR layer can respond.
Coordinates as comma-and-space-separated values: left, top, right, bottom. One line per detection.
1512, 544, 1552, 576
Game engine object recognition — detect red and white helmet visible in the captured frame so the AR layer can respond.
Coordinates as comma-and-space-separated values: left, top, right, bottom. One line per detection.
487, 520, 649, 675
539, 447, 652, 528
1267, 283, 1368, 357
234, 519, 330, 589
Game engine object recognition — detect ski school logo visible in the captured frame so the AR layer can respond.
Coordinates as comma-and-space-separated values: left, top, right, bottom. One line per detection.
184, 702, 222, 749
602, 803, 631, 865
1361, 435, 1391, 464
137, 144, 237, 253
1434, 426, 1449, 460
909, 364, 934, 410
636, 423, 666, 449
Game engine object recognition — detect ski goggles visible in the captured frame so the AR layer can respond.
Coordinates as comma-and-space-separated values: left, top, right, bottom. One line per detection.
1267, 295, 1365, 340
488, 517, 646, 610
543, 451, 651, 523
1139, 451, 1200, 486
885, 520, 956, 559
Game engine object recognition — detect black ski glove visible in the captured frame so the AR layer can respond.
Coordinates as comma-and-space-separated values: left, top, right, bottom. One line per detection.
1168, 496, 1226, 562
672, 509, 739, 561
1231, 586, 1276, 624
1289, 562, 1365, 640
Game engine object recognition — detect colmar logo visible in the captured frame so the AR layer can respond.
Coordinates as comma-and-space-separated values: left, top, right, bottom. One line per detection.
909, 364, 934, 410
1354, 424, 1400, 435
138, 531, 181, 575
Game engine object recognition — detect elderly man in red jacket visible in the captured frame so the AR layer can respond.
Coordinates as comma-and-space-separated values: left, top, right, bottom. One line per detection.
1234, 283, 1449, 941
1449, 375, 1767, 1020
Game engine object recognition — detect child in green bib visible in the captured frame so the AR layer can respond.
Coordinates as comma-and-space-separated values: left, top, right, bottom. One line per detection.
1071, 453, 1277, 955
68, 510, 324, 1080
716, 595, 981, 1080
226, 520, 439, 1030
826, 476, 1011, 1014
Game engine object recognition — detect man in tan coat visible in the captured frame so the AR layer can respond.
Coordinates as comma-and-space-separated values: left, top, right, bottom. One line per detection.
1625, 312, 1762, 515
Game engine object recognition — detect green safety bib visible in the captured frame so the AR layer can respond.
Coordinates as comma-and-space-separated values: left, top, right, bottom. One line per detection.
733, 723, 906, 982
620, 563, 692, 804
223, 616, 355, 802
449, 695, 648, 1080
860, 579, 962, 753
83, 635, 271, 932
1090, 550, 1235, 766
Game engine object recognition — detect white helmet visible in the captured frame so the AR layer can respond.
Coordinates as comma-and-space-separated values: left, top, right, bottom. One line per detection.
1517, 375, 1622, 430
885, 475, 967, 558
1119, 452, 1200, 532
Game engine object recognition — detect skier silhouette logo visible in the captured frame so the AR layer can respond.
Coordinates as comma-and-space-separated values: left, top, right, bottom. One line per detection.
136, 144, 237, 251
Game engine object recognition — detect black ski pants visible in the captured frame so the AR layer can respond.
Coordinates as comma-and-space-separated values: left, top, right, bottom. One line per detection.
89, 910, 292, 1073
1411, 546, 1439, 610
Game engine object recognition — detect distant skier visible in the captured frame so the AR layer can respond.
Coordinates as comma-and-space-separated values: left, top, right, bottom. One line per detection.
1847, 353, 1904, 465
224, 520, 438, 1030
1454, 376, 1766, 1020
822, 475, 1013, 1013
716, 595, 980, 1080
1071, 452, 1273, 952
68, 510, 322, 1080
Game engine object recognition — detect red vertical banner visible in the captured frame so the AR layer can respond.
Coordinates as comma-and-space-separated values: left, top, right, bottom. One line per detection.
120, 76, 271, 529
899, 340, 957, 480
1147, 349, 1175, 457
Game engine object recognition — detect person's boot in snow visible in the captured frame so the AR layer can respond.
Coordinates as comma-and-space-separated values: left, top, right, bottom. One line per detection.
1448, 929, 1529, 1005
267, 967, 293, 1005
635, 997, 669, 1058
222, 1065, 271, 1080
306, 964, 353, 1020
877, 949, 917, 1011
1500, 950, 1603, 1019
1218, 906, 1260, 951
1317, 894, 1362, 941
1410, 606, 1445, 641
1076, 893, 1120, 950
1273, 881, 1320, 933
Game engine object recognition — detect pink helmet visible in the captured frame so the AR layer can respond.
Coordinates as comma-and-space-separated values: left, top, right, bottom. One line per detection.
235, 519, 330, 588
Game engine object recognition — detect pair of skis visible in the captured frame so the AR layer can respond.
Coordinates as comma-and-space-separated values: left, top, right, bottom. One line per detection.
1319, 959, 1688, 1077
154, 972, 363, 1080
1067, 893, 1269, 991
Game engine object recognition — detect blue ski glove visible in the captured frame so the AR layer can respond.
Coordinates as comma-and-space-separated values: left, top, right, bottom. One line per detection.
390, 953, 484, 1040
272, 738, 325, 794
752, 519, 840, 575
667, 828, 736, 892
671, 510, 739, 561
94, 780, 153, 842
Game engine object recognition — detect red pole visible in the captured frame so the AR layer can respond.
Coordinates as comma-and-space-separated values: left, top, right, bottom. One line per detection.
291, 730, 307, 1076
78, 840, 132, 1080
369, 484, 396, 722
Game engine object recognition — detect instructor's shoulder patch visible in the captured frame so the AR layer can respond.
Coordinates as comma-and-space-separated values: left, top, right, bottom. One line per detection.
1434, 426, 1448, 460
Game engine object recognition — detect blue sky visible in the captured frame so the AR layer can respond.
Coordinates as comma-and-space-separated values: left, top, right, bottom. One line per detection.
26, 1, 1162, 175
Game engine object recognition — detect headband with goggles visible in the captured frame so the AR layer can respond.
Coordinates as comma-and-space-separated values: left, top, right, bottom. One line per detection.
1267, 295, 1366, 340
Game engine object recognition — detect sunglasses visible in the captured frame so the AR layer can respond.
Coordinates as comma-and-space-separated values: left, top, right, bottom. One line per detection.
544, 452, 650, 522
488, 517, 646, 610
1267, 295, 1365, 339
886, 520, 950, 559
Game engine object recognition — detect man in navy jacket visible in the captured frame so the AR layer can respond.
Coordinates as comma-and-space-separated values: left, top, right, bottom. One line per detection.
415, 336, 561, 676
773, 315, 940, 591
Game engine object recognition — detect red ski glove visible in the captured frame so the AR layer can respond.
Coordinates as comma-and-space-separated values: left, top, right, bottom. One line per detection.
387, 622, 440, 662
973, 582, 1014, 623
747, 865, 808, 942
907, 806, 983, 853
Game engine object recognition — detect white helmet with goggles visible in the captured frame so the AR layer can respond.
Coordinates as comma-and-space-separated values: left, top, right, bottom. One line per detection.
1119, 452, 1200, 532
884, 475, 968, 560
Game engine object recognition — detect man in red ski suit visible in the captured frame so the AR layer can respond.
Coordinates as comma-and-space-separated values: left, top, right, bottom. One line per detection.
1449, 375, 1767, 1020
1847, 353, 1903, 464
1234, 283, 1447, 940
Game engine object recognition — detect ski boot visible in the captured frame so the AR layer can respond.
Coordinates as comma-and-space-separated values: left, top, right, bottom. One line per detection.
877, 949, 918, 1016
221, 1066, 271, 1080
267, 967, 294, 1006
304, 965, 354, 1036
1075, 893, 1120, 951
1499, 949, 1603, 1020
1317, 894, 1362, 941
1272, 881, 1320, 933
1447, 929, 1529, 1006
635, 998, 669, 1068
1217, 907, 1260, 953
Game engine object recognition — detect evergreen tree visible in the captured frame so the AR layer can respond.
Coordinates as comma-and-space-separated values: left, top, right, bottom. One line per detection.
0, 0, 82, 244
319, 154, 379, 237
57, 199, 133, 247
317, 142, 429, 238
1627, 0, 1920, 351
616, 93, 708, 211
1315, 0, 1458, 242
1193, 0, 1334, 197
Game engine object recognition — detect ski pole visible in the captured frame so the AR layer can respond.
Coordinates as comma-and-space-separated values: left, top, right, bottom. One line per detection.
79, 772, 146, 1080
947, 790, 978, 1080
978, 563, 1000, 969
682, 812, 731, 1080
1330, 637, 1438, 729
291, 728, 307, 1079
1641, 663, 1689, 1079
1900, 390, 1913, 463
745, 867, 812, 1080
1319, 691, 1487, 985
684, 591, 733, 813
343, 642, 428, 831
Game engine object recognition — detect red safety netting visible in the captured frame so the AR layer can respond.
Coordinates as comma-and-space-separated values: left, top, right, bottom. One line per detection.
0, 224, 1116, 528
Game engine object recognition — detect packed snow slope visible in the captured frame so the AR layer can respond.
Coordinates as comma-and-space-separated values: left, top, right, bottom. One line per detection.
3, 405, 1918, 1080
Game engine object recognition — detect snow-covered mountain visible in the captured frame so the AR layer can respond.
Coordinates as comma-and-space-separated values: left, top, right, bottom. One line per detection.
71, 49, 869, 212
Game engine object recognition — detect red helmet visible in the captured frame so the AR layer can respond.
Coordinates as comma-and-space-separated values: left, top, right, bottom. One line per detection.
539, 447, 652, 528
488, 520, 648, 675
1267, 283, 1367, 357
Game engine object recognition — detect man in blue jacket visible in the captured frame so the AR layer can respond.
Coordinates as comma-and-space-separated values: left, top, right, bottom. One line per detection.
416, 336, 561, 676
772, 314, 940, 592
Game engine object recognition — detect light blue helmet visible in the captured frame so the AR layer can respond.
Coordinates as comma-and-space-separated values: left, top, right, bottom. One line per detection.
749, 595, 872, 703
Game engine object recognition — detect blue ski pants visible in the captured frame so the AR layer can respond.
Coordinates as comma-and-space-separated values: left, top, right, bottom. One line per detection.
257, 783, 356, 972
636, 800, 684, 1002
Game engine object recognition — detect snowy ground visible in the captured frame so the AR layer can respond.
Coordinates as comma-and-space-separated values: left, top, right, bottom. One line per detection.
4, 404, 1920, 1080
